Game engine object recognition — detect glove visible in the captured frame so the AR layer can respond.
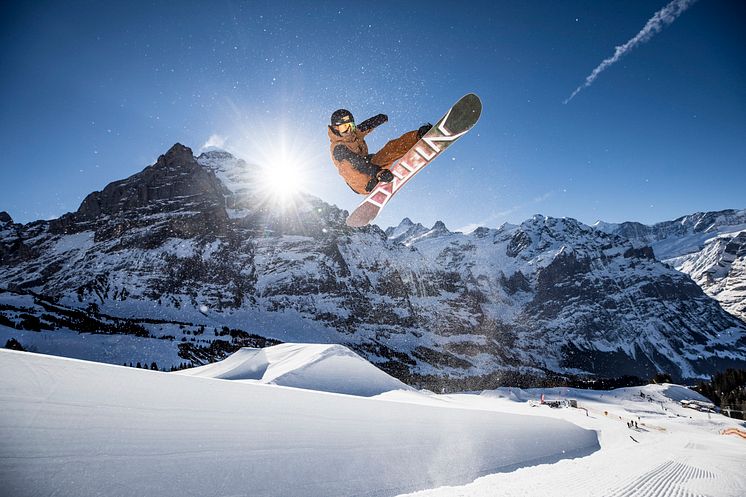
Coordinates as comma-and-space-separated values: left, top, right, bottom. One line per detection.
376, 168, 394, 182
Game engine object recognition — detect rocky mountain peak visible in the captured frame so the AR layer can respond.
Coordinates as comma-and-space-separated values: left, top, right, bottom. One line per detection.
529, 214, 548, 224
597, 209, 746, 250
196, 149, 254, 196
36, 143, 234, 242
161, 143, 194, 164
386, 218, 429, 244
0, 211, 12, 225
470, 227, 494, 238
431, 220, 449, 232
522, 215, 597, 241
197, 149, 234, 161
72, 143, 227, 222
683, 209, 746, 234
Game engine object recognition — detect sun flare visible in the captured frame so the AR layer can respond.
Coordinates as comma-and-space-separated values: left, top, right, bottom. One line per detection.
214, 111, 324, 213
248, 127, 317, 211
259, 155, 304, 202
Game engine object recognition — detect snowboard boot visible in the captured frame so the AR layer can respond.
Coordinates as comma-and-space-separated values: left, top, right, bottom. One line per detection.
417, 123, 433, 138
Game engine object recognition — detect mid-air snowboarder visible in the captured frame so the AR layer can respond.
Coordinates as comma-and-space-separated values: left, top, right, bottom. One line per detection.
328, 109, 431, 194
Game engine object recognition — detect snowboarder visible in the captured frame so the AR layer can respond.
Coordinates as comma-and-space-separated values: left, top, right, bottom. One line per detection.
328, 109, 431, 194
344, 93, 481, 227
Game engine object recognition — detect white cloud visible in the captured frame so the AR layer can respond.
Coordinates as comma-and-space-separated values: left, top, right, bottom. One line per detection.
564, 0, 698, 104
201, 134, 227, 151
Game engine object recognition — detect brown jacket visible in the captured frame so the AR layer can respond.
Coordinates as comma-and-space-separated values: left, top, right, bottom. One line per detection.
328, 114, 388, 194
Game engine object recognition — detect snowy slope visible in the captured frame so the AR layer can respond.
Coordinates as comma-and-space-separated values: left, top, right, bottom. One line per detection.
3, 348, 745, 497
0, 349, 598, 497
668, 231, 746, 321
594, 210, 746, 320
397, 383, 746, 497
175, 343, 412, 396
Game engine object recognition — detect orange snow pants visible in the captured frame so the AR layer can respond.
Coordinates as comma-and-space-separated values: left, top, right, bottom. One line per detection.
370, 130, 420, 170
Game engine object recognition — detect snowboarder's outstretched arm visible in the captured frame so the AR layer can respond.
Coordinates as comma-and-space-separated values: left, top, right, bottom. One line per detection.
357, 114, 388, 134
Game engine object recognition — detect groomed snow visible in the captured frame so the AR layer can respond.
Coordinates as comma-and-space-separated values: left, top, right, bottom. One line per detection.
174, 343, 413, 396
2, 347, 744, 497
0, 348, 598, 497
396, 385, 746, 497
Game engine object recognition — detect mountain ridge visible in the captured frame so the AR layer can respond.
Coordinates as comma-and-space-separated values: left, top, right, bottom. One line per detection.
1, 144, 744, 386
593, 210, 746, 320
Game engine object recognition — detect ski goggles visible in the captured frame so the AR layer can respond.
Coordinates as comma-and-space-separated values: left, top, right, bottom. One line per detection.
336, 122, 356, 134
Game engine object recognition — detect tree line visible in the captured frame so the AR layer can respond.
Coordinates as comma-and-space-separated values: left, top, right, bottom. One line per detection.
694, 368, 746, 419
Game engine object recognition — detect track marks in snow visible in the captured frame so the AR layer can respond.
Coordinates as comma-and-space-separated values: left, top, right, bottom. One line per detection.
609, 459, 716, 497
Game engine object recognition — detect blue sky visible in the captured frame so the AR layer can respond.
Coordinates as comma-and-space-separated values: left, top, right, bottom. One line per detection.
1, 0, 744, 232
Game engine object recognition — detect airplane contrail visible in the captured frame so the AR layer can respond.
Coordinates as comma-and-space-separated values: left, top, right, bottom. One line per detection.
564, 0, 699, 104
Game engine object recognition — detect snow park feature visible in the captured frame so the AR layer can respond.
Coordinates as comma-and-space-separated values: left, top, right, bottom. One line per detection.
3, 347, 746, 497
174, 342, 412, 396
1, 347, 599, 497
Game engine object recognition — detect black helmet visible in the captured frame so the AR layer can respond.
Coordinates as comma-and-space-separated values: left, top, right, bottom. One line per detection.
331, 109, 354, 126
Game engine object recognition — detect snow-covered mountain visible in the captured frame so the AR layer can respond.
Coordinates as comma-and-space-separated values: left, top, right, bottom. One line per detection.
1, 144, 745, 384
594, 210, 746, 320
383, 214, 746, 380
384, 217, 429, 244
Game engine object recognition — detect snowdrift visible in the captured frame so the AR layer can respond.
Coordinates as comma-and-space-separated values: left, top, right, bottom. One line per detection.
175, 342, 411, 396
0, 349, 599, 497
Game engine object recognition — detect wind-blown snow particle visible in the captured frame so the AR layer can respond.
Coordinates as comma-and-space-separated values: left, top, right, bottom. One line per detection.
564, 0, 698, 104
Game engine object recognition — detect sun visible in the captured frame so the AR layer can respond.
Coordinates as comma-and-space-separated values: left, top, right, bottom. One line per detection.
232, 124, 311, 207
259, 153, 305, 202
216, 111, 321, 211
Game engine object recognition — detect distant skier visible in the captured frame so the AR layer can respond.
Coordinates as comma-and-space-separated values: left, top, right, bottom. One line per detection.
328, 109, 431, 194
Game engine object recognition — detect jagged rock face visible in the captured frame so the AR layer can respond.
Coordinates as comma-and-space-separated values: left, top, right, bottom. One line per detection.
672, 231, 746, 321
394, 215, 745, 379
595, 210, 746, 321
48, 144, 231, 245
0, 213, 36, 266
76, 144, 226, 219
1, 145, 745, 382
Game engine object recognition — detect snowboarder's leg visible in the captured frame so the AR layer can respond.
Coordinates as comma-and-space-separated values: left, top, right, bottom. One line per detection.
370, 130, 420, 169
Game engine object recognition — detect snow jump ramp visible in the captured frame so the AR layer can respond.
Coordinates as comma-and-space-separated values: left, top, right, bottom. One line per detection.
0, 348, 599, 497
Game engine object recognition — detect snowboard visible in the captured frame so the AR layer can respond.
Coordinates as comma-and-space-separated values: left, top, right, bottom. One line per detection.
345, 93, 482, 228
